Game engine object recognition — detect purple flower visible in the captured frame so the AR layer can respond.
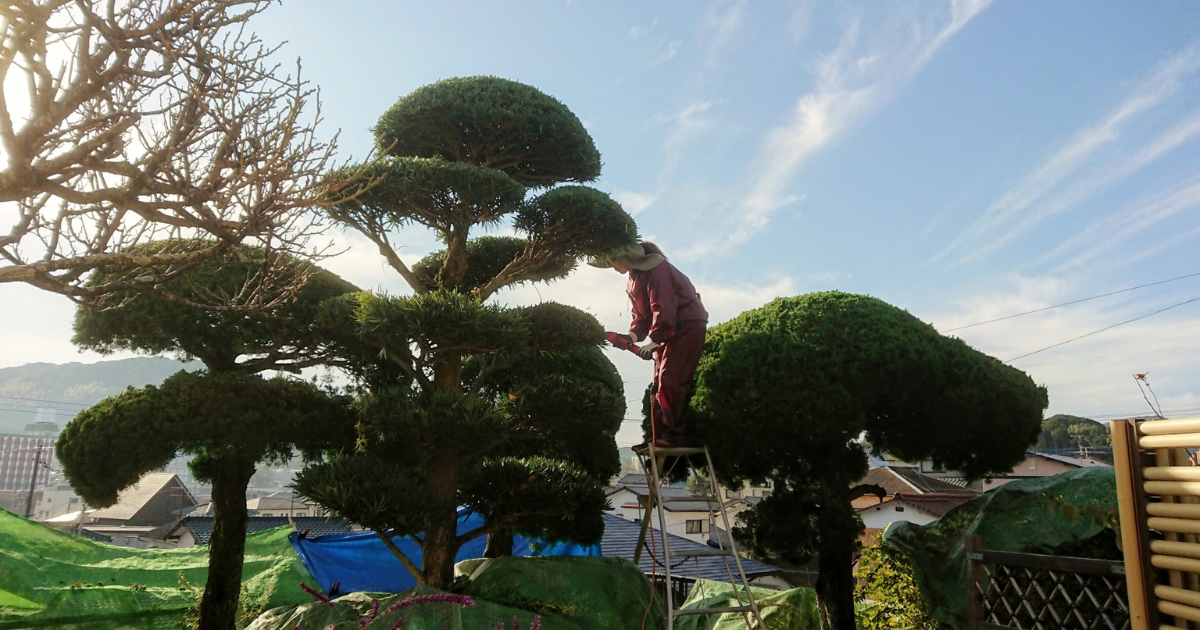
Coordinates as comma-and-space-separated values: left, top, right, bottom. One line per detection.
325, 626, 338, 630
300, 582, 336, 608
531, 615, 542, 629
384, 593, 476, 614
359, 598, 379, 628
388, 619, 403, 630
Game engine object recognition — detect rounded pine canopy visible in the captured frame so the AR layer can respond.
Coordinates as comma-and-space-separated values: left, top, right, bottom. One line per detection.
374, 76, 601, 187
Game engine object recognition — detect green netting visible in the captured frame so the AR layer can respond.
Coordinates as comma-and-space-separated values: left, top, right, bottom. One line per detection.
673, 579, 819, 630
883, 467, 1119, 629
0, 508, 317, 630
249, 556, 664, 630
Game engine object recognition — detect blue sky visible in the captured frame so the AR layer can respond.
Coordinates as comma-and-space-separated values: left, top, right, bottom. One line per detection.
4, 0, 1200, 445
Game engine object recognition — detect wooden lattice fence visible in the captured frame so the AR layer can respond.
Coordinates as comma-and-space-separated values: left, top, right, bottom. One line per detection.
966, 535, 1131, 630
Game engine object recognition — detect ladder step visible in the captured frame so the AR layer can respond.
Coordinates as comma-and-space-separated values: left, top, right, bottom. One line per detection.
656, 495, 721, 504
675, 606, 755, 616
639, 446, 708, 457
669, 548, 739, 558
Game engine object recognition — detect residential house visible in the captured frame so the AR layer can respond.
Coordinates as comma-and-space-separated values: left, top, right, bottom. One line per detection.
978, 452, 1110, 491
32, 483, 81, 521
600, 513, 789, 601
851, 466, 977, 509
246, 495, 323, 517
858, 492, 976, 536
78, 473, 197, 546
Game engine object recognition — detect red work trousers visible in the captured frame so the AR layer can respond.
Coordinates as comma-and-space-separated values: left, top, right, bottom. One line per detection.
650, 319, 707, 442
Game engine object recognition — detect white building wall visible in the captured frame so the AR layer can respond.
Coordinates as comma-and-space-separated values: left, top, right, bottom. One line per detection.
858, 502, 939, 530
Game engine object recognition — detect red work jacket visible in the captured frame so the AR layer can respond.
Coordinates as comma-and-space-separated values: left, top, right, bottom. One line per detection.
627, 261, 708, 344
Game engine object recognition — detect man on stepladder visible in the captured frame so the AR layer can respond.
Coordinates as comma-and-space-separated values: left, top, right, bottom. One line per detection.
591, 241, 708, 449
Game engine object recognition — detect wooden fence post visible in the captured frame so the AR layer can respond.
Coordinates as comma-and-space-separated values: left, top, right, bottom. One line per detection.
965, 534, 983, 630
1112, 419, 1154, 630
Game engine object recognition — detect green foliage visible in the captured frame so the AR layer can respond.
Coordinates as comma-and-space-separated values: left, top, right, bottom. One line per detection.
332, 157, 527, 232
693, 292, 1046, 484
690, 292, 1047, 627
374, 76, 601, 187
73, 244, 359, 372
56, 371, 354, 507
518, 302, 606, 352
461, 456, 608, 545
855, 538, 951, 630
305, 77, 631, 588
350, 290, 530, 359
1038, 414, 1109, 449
413, 237, 575, 292
292, 451, 441, 535
514, 186, 638, 260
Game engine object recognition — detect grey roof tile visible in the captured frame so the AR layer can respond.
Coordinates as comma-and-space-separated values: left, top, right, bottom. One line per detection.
600, 513, 778, 583
167, 516, 352, 545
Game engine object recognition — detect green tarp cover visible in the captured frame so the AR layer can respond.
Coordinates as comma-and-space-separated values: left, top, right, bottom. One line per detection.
673, 579, 819, 630
249, 556, 664, 630
0, 508, 316, 629
883, 467, 1119, 629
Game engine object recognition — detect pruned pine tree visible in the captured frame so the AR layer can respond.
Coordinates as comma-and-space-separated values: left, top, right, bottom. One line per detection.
57, 248, 359, 630
293, 77, 632, 588
688, 292, 1047, 630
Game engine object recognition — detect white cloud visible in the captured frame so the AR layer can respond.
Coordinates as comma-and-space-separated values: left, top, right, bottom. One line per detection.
700, 0, 995, 255
786, 0, 815, 43
701, 0, 748, 71
926, 274, 1200, 418
657, 100, 719, 182
651, 39, 683, 66
934, 46, 1200, 267
1043, 171, 1200, 271
630, 17, 658, 39
609, 189, 658, 216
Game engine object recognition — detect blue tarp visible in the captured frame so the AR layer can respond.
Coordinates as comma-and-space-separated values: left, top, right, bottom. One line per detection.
289, 511, 600, 594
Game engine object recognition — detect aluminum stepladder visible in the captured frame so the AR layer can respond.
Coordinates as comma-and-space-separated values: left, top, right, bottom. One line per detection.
633, 444, 765, 630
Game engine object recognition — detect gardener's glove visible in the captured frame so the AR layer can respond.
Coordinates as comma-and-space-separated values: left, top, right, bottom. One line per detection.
638, 340, 659, 359
626, 332, 639, 343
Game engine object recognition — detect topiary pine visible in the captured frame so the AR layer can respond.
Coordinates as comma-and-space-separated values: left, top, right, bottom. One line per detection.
58, 245, 359, 630
688, 291, 1047, 630
299, 77, 632, 589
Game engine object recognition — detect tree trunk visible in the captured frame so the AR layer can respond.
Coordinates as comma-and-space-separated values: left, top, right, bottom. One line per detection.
816, 549, 858, 630
421, 449, 461, 588
199, 458, 256, 630
421, 517, 459, 588
484, 529, 514, 558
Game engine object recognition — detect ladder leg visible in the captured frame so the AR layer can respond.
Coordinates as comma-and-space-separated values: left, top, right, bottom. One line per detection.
633, 452, 655, 566
649, 448, 676, 630
704, 446, 766, 630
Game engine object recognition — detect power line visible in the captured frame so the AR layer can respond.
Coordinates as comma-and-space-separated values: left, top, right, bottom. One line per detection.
1007, 295, 1200, 363
943, 271, 1200, 333
0, 395, 88, 408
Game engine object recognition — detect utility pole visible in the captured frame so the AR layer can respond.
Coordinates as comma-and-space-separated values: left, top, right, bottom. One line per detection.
24, 442, 42, 518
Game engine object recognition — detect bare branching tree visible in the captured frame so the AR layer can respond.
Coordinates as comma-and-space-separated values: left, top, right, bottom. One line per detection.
0, 0, 346, 306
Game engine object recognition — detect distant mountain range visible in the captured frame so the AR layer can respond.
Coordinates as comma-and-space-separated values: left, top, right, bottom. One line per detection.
0, 357, 200, 435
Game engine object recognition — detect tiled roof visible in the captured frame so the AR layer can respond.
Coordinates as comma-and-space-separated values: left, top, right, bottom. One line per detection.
165, 516, 353, 545
601, 513, 778, 583
858, 467, 977, 497
1032, 452, 1110, 468
76, 528, 112, 543
89, 473, 190, 522
246, 496, 312, 511
858, 493, 974, 518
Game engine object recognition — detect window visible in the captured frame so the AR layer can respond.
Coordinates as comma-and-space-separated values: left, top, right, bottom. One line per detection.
895, 506, 905, 512
1028, 458, 1037, 470
686, 520, 705, 534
